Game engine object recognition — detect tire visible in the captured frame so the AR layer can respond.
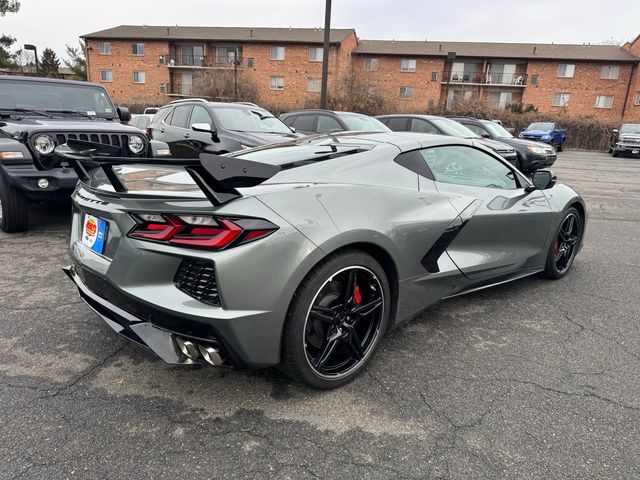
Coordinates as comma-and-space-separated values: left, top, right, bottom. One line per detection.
557, 142, 564, 152
0, 168, 29, 233
612, 150, 619, 157
543, 207, 583, 279
281, 249, 391, 389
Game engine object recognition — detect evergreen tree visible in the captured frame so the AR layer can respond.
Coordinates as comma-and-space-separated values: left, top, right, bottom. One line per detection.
40, 47, 60, 77
0, 0, 20, 16
0, 34, 16, 68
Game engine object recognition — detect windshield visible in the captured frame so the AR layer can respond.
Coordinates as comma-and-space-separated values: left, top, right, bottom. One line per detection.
336, 113, 391, 132
620, 124, 640, 134
527, 122, 554, 132
431, 118, 479, 138
481, 120, 514, 138
212, 106, 292, 134
0, 80, 116, 117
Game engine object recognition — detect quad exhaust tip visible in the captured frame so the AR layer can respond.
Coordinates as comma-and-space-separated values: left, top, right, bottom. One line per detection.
175, 337, 224, 366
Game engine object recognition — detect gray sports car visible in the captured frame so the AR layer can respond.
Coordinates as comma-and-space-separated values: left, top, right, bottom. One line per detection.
59, 132, 586, 389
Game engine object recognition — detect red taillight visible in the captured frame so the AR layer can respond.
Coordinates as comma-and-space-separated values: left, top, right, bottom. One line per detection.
128, 214, 277, 250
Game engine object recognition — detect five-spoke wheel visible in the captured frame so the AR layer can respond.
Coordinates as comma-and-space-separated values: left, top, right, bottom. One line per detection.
282, 250, 390, 389
544, 207, 583, 279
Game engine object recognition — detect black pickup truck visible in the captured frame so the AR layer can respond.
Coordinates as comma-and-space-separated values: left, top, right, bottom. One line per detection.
0, 76, 170, 232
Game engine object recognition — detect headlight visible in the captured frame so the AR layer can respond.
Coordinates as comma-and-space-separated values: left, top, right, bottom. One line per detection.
527, 145, 547, 155
128, 135, 145, 154
518, 133, 524, 138
33, 135, 56, 155
541, 135, 551, 140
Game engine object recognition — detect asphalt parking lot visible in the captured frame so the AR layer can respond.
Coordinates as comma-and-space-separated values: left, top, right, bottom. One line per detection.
1, 150, 639, 479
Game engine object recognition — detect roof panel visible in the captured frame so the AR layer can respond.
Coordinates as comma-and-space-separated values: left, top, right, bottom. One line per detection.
353, 39, 638, 62
83, 25, 355, 44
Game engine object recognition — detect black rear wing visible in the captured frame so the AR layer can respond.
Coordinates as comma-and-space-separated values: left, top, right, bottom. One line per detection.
55, 140, 280, 206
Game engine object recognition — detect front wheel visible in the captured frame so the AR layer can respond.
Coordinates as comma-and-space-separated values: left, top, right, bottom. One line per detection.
281, 250, 391, 389
556, 141, 564, 152
543, 207, 583, 279
0, 169, 29, 233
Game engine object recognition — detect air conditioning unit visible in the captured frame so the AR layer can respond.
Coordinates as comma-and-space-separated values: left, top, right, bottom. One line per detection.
159, 55, 165, 65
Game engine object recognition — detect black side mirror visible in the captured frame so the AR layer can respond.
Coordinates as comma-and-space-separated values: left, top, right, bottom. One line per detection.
192, 123, 220, 143
117, 106, 130, 123
527, 169, 557, 191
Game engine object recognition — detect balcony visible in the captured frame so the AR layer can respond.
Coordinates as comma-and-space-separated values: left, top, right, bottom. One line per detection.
442, 71, 527, 86
168, 55, 243, 69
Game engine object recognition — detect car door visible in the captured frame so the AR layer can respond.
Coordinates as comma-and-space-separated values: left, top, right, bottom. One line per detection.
418, 144, 552, 282
163, 104, 193, 158
184, 104, 217, 155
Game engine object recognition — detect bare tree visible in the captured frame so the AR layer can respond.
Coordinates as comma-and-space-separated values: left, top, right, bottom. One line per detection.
192, 69, 259, 104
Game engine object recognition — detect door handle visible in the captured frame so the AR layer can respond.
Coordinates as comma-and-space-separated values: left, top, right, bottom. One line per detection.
183, 133, 190, 139
159, 128, 165, 133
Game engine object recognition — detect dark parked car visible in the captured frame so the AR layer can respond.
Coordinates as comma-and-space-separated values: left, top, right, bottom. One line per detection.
149, 99, 298, 158
519, 122, 566, 151
609, 123, 640, 157
449, 117, 557, 172
376, 114, 518, 167
280, 109, 391, 135
0, 75, 169, 233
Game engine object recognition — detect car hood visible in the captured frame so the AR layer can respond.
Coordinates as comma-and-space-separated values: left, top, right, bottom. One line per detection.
0, 117, 143, 139
475, 138, 515, 151
226, 130, 301, 147
495, 137, 554, 150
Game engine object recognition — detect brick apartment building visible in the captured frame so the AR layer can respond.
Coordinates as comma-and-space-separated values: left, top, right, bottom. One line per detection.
83, 25, 640, 121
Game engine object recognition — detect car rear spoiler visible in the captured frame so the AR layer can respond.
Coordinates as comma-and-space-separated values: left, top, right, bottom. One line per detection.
55, 140, 281, 206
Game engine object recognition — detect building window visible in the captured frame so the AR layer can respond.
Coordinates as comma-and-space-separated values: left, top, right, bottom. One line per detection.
307, 78, 321, 93
431, 71, 438, 81
99, 69, 113, 82
309, 47, 323, 62
635, 91, 640, 105
270, 46, 285, 60
557, 64, 575, 78
131, 43, 144, 56
595, 95, 614, 109
552, 92, 570, 106
365, 85, 376, 96
428, 99, 435, 109
364, 57, 378, 71
269, 76, 284, 90
400, 86, 413, 99
401, 59, 417, 72
133, 71, 146, 84
98, 42, 111, 55
601, 65, 620, 80
530, 75, 538, 85
247, 57, 254, 68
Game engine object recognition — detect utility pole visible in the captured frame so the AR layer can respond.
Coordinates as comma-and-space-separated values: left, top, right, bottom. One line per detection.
233, 49, 239, 101
319, 0, 332, 109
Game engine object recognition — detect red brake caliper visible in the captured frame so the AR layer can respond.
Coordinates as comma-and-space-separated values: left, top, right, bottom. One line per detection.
554, 238, 559, 254
353, 284, 362, 305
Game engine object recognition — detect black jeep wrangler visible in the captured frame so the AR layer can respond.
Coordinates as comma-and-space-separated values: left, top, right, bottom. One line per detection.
0, 76, 170, 232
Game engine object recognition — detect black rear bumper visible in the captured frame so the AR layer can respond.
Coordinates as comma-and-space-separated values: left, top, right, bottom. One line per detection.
63, 264, 244, 368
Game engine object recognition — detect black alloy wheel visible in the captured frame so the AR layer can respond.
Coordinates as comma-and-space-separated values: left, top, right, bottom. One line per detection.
281, 250, 390, 389
544, 207, 583, 279
304, 266, 384, 378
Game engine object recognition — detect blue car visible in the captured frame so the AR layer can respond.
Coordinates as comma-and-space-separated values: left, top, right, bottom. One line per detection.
519, 122, 566, 151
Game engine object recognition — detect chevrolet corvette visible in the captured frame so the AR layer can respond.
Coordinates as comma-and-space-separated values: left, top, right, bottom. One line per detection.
59, 132, 586, 389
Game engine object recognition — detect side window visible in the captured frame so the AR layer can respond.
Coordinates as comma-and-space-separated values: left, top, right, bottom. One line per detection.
420, 146, 518, 190
169, 105, 192, 129
316, 115, 342, 134
291, 115, 316, 132
153, 106, 171, 124
410, 119, 439, 134
463, 123, 488, 137
386, 117, 409, 131
190, 105, 213, 128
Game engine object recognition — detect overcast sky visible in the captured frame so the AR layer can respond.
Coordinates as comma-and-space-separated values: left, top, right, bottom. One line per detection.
2, 0, 639, 61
